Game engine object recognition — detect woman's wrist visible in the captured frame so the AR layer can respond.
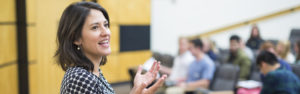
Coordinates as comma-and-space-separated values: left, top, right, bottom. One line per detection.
130, 86, 141, 94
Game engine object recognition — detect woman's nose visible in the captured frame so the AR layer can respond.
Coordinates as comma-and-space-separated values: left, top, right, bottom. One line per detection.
100, 27, 110, 36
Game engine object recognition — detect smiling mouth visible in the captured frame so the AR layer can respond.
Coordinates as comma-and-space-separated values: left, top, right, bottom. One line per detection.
98, 40, 110, 48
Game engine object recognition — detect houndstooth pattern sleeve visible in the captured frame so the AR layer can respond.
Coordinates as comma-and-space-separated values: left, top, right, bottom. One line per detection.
60, 67, 114, 94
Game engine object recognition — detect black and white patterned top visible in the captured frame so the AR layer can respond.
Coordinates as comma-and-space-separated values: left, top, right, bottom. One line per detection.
60, 67, 115, 94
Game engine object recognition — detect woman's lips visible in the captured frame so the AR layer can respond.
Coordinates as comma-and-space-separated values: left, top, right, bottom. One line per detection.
98, 41, 110, 48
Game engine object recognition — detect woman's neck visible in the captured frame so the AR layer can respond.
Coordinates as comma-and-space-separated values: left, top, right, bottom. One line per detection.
91, 57, 101, 77
84, 52, 102, 77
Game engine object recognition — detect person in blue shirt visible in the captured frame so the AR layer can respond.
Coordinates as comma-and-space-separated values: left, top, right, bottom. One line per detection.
256, 51, 300, 94
178, 38, 215, 89
278, 59, 292, 71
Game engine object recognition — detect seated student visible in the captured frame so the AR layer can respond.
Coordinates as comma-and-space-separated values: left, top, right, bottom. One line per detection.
275, 40, 295, 63
259, 41, 292, 71
178, 38, 215, 89
256, 51, 300, 94
228, 35, 251, 80
167, 37, 195, 83
202, 38, 219, 61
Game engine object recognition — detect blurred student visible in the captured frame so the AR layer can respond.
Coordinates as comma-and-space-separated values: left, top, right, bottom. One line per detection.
202, 38, 219, 61
295, 40, 300, 64
276, 40, 295, 63
167, 37, 195, 83
178, 39, 215, 89
246, 25, 264, 51
228, 35, 251, 80
259, 41, 291, 71
256, 51, 300, 94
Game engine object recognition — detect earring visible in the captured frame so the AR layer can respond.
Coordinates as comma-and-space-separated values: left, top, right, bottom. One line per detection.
77, 46, 80, 50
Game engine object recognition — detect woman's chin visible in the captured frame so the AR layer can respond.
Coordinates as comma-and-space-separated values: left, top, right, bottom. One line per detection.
105, 51, 111, 56
100, 49, 111, 56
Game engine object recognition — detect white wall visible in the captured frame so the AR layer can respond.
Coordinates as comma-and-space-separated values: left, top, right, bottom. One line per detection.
151, 0, 300, 55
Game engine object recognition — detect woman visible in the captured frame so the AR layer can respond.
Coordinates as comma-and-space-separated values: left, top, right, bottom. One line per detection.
275, 40, 295, 63
202, 38, 219, 61
246, 24, 264, 51
55, 2, 167, 94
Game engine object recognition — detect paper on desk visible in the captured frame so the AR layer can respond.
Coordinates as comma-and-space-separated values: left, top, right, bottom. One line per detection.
237, 80, 262, 89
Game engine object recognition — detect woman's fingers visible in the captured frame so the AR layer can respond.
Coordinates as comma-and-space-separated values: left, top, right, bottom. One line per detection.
150, 61, 160, 79
149, 60, 157, 73
148, 74, 167, 92
139, 82, 148, 90
147, 61, 160, 79
136, 65, 143, 76
153, 61, 160, 74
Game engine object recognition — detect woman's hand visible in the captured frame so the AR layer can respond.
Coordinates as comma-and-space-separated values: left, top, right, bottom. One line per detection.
130, 61, 167, 94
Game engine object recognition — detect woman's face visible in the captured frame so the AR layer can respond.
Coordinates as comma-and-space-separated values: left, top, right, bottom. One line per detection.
276, 43, 284, 54
252, 27, 259, 37
75, 9, 111, 58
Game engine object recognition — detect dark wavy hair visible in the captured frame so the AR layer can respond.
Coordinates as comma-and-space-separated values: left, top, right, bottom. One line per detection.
249, 24, 262, 39
55, 1, 110, 71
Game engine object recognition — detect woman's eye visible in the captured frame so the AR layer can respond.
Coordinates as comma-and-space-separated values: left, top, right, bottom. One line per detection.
92, 26, 98, 30
104, 24, 109, 28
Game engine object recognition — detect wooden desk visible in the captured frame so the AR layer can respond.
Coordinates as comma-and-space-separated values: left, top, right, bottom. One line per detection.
165, 86, 234, 94
210, 91, 234, 94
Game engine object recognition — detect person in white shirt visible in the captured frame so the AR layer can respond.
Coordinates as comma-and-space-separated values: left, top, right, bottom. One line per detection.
168, 37, 195, 83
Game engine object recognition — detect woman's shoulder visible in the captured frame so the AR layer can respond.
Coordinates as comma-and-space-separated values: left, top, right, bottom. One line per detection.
64, 67, 98, 82
66, 67, 88, 73
61, 67, 99, 93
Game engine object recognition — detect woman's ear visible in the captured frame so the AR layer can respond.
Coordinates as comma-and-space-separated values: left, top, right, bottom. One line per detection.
74, 39, 82, 46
